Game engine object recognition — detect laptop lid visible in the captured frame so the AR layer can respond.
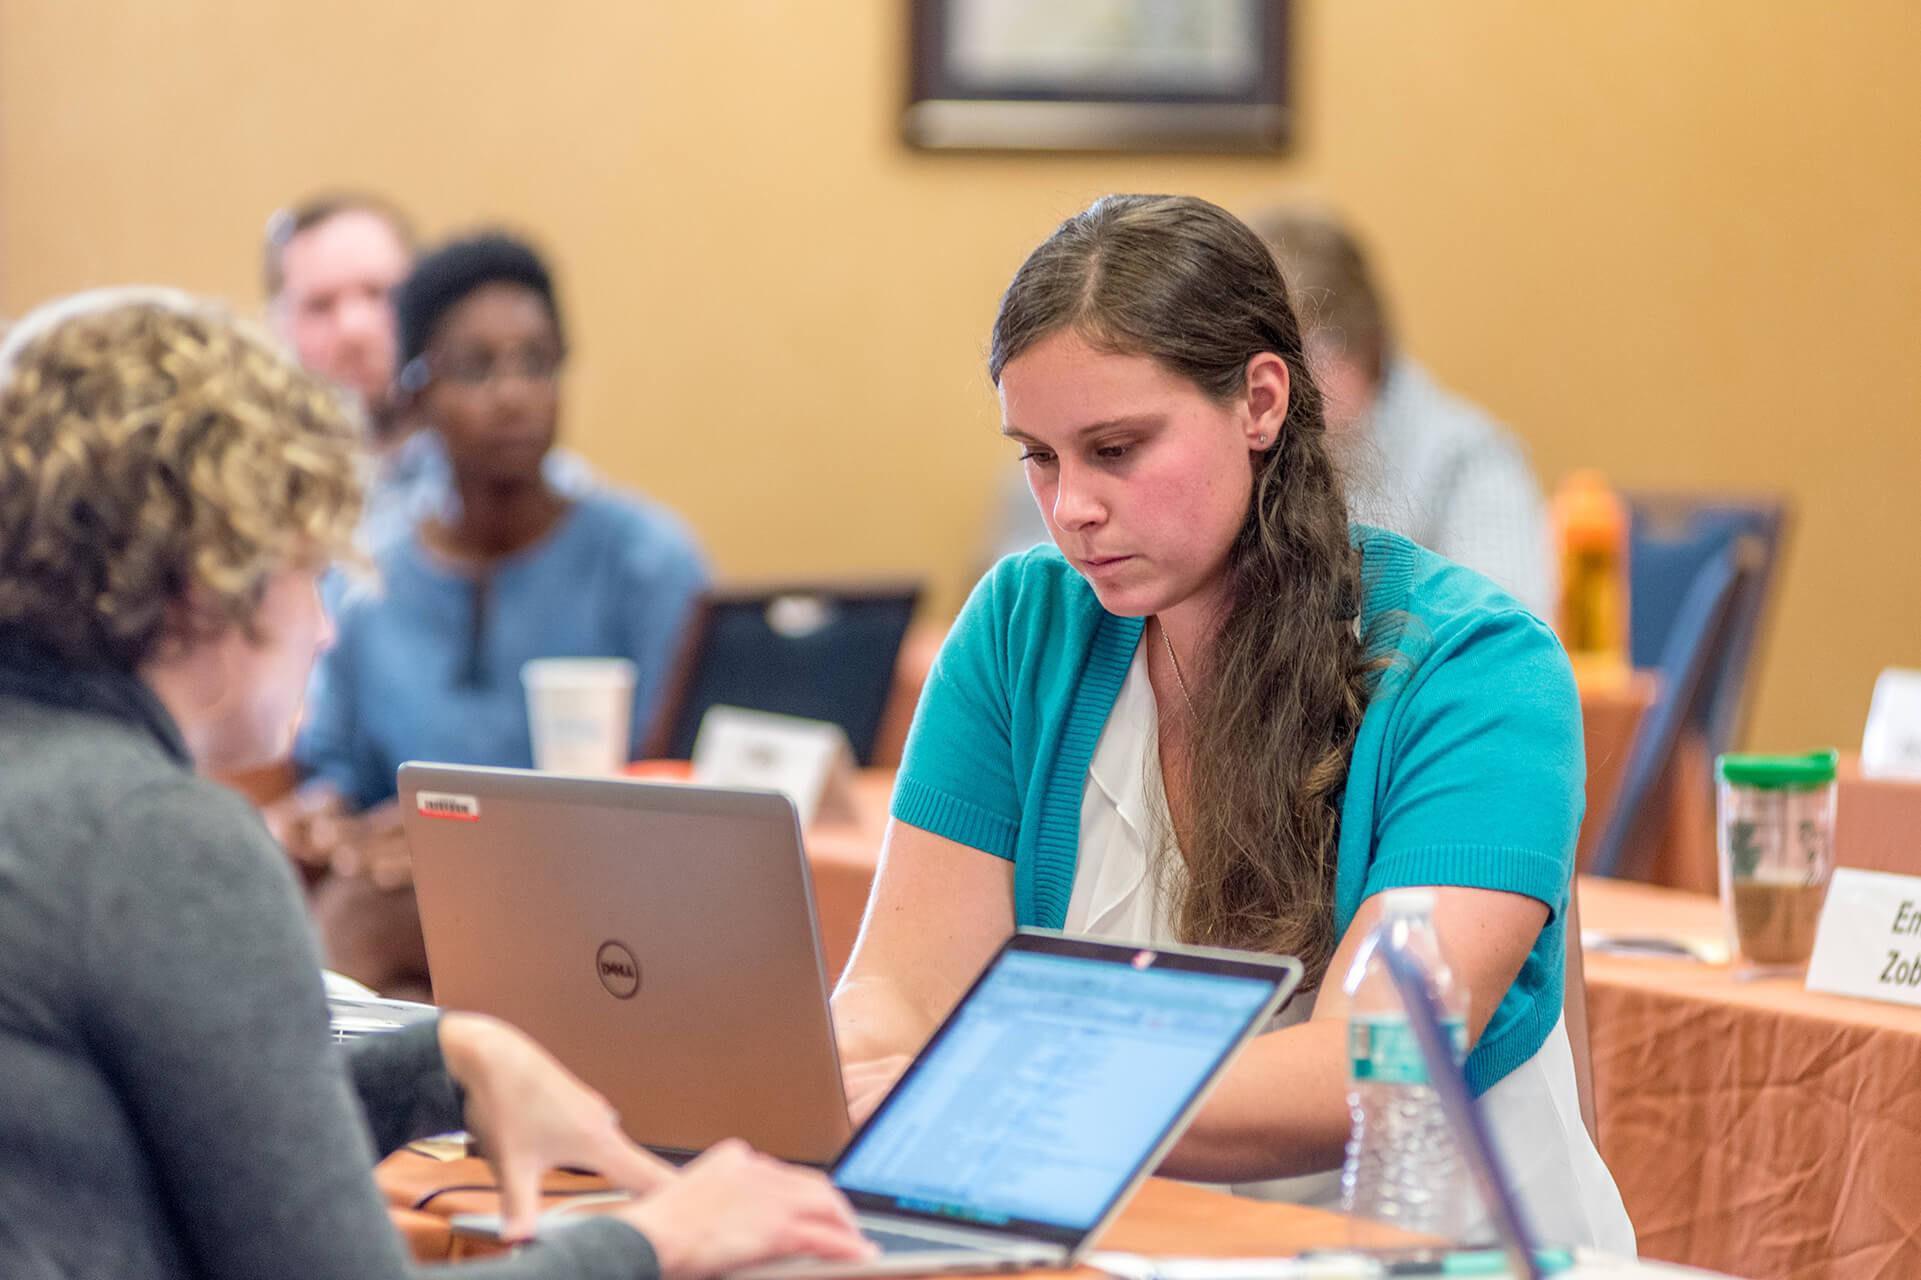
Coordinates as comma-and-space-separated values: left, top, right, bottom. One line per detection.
831, 930, 1302, 1253
1380, 943, 1545, 1280
645, 581, 920, 765
398, 762, 853, 1165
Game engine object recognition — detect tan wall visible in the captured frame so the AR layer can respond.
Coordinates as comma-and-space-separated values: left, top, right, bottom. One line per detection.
3, 1, 1918, 752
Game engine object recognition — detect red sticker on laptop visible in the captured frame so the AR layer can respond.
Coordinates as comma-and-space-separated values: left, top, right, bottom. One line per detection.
416, 791, 481, 822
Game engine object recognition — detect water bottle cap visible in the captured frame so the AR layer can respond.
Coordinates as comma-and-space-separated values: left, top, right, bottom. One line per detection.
1382, 888, 1436, 916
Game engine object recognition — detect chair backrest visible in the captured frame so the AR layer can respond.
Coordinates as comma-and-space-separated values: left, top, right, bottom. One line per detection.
1588, 545, 1747, 880
644, 581, 921, 766
1628, 493, 1789, 758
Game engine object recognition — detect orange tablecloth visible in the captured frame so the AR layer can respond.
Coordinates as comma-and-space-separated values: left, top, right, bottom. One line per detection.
1575, 671, 1658, 873
805, 793, 1921, 1278
374, 1150, 1424, 1265
1579, 876, 1921, 1280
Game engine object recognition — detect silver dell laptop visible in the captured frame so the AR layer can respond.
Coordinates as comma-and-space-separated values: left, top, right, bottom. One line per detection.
398, 762, 852, 1166
736, 931, 1302, 1279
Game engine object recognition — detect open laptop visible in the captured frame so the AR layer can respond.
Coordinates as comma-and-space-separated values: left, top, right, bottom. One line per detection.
645, 581, 920, 765
398, 762, 852, 1166
735, 930, 1302, 1279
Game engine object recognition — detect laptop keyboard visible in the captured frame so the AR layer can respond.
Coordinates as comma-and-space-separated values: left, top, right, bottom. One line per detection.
863, 1228, 977, 1255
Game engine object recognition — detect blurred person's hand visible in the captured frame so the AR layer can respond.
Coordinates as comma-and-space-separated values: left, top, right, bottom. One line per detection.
261, 783, 351, 870
842, 1055, 912, 1127
438, 1012, 677, 1242
330, 800, 413, 888
617, 1140, 876, 1280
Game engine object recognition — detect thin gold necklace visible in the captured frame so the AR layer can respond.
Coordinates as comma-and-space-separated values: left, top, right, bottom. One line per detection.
1157, 619, 1199, 722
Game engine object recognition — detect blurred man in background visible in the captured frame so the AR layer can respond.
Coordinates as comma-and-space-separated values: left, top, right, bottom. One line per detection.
264, 192, 594, 553
1252, 206, 1553, 617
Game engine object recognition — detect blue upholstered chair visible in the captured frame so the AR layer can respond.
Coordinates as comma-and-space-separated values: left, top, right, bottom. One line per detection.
1588, 493, 1788, 881
1588, 547, 1744, 880
1627, 495, 1790, 759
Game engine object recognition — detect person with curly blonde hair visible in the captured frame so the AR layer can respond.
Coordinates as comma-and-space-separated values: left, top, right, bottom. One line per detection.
0, 290, 870, 1279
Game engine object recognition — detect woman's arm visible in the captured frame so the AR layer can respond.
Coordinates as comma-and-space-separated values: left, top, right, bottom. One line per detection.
84, 779, 654, 1280
831, 819, 1015, 1072
343, 1020, 464, 1154
1157, 884, 1548, 1182
1157, 606, 1583, 1180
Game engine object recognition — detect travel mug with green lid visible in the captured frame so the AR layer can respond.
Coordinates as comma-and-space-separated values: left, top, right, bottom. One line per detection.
1715, 749, 1839, 969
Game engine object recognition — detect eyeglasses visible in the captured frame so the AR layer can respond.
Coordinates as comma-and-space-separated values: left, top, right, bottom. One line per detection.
397, 346, 564, 394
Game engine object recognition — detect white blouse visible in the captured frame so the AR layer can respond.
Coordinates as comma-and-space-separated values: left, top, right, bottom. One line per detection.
1066, 639, 1636, 1255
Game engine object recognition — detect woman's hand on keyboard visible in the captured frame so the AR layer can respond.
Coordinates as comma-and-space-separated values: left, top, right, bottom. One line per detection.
439, 1011, 676, 1241
619, 1140, 876, 1280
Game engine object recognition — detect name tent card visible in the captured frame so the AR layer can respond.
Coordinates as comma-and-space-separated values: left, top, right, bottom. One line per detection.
691, 705, 856, 828
1806, 868, 1921, 1007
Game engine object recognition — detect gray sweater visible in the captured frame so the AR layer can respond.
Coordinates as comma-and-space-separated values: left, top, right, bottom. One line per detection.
0, 641, 656, 1278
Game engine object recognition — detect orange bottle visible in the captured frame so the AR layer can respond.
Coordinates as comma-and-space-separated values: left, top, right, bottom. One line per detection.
1552, 470, 1631, 683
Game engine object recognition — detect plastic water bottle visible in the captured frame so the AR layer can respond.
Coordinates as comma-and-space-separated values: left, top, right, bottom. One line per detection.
1339, 888, 1473, 1240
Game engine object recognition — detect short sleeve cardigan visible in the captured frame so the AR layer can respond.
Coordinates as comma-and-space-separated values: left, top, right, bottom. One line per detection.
890, 526, 1584, 1094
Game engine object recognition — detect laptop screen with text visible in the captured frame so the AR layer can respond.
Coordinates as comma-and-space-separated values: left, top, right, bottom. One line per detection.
833, 943, 1284, 1244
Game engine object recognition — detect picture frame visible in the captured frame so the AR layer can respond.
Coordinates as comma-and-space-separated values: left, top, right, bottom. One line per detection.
904, 0, 1291, 154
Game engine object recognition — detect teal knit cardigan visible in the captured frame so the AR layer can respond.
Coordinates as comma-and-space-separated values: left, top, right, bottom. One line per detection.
891, 526, 1583, 1094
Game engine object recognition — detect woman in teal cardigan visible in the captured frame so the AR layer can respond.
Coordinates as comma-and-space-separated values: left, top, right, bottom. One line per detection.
831, 196, 1632, 1253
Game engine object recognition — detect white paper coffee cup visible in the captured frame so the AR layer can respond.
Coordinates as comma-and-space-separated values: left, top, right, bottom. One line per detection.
522, 657, 637, 776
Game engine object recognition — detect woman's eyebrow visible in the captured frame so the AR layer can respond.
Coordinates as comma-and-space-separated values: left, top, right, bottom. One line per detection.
1000, 413, 1164, 443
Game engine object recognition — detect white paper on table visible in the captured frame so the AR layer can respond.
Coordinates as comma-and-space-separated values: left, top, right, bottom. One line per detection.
690, 705, 855, 827
1862, 667, 1921, 779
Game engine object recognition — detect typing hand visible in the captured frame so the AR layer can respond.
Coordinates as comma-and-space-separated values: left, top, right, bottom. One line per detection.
438, 1011, 677, 1241
842, 1055, 912, 1127
617, 1140, 876, 1280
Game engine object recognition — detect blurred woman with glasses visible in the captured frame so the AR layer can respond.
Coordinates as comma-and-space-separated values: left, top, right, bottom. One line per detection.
282, 233, 709, 993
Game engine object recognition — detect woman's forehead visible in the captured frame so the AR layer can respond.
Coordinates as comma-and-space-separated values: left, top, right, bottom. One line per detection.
999, 333, 1197, 432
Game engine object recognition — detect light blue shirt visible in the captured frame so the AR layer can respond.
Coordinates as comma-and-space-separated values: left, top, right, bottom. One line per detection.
360, 429, 598, 559
322, 431, 599, 617
1342, 358, 1554, 619
297, 491, 708, 810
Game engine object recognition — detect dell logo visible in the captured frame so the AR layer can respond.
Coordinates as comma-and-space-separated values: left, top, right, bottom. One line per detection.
596, 941, 641, 999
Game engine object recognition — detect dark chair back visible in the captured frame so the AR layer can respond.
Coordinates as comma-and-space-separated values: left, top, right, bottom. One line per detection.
1589, 547, 1747, 880
1628, 494, 1789, 758
646, 582, 921, 766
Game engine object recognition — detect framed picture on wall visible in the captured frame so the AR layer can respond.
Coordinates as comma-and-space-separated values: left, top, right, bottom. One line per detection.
905, 0, 1290, 153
